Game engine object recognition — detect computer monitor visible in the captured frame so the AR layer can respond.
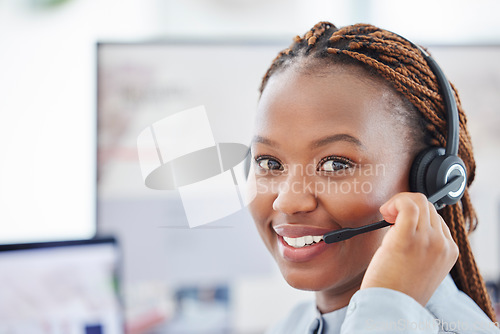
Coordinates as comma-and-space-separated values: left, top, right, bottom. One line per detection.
96, 41, 283, 285
0, 237, 123, 334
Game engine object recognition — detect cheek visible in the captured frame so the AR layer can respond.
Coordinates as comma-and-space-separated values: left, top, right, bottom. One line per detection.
246, 172, 282, 226
321, 194, 383, 241
318, 167, 409, 226
247, 188, 275, 245
318, 181, 383, 226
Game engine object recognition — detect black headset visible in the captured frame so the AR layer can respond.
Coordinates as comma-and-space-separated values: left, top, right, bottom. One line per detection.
406, 43, 467, 209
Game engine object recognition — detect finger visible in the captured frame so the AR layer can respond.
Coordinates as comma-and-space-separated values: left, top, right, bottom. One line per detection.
411, 193, 431, 232
379, 193, 399, 223
381, 193, 420, 236
427, 201, 443, 231
439, 214, 454, 241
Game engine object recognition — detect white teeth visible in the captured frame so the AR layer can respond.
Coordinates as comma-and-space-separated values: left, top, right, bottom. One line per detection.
313, 236, 322, 243
283, 237, 295, 247
283, 235, 324, 248
296, 237, 306, 247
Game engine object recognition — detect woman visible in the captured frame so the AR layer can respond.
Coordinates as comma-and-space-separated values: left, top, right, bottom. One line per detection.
247, 22, 499, 333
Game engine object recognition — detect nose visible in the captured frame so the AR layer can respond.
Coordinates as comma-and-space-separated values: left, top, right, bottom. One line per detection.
272, 172, 318, 215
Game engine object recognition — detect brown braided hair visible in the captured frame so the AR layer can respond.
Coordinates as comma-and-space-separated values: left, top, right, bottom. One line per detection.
259, 21, 496, 321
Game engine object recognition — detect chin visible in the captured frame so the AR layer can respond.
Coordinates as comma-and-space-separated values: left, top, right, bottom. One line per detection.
285, 278, 323, 291
277, 260, 368, 296
279, 267, 338, 292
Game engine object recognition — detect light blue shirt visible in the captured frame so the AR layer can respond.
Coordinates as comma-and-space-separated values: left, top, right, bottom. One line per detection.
266, 275, 500, 333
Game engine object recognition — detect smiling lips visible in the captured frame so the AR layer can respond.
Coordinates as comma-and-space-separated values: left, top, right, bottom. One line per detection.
273, 224, 334, 262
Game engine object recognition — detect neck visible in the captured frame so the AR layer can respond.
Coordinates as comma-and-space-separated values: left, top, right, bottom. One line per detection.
315, 272, 364, 314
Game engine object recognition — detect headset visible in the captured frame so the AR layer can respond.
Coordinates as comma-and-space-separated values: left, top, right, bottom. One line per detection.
247, 34, 468, 244
408, 44, 467, 209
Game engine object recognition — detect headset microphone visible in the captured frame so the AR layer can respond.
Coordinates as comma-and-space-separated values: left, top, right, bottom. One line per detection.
323, 175, 464, 244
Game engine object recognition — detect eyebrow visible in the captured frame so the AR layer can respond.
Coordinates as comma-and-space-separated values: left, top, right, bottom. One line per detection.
251, 135, 279, 147
251, 133, 365, 150
311, 134, 365, 150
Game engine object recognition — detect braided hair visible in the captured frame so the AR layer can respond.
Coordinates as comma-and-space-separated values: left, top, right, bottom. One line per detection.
259, 21, 496, 321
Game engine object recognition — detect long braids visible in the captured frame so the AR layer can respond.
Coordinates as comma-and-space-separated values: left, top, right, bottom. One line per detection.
260, 22, 496, 321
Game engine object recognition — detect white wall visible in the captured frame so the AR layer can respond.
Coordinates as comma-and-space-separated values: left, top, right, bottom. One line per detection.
0, 0, 172, 243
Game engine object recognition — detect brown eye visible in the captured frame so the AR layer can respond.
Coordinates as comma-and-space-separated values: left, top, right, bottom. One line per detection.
255, 157, 284, 171
318, 156, 353, 172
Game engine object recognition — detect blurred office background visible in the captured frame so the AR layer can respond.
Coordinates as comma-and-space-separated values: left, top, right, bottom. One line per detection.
1, 0, 500, 333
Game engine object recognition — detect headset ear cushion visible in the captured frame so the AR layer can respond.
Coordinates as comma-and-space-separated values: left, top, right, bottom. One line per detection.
409, 147, 445, 196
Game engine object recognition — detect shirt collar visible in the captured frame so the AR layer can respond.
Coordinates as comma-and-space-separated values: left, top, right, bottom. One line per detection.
306, 303, 348, 334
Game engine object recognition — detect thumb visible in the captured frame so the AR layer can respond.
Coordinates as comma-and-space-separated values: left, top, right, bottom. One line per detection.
379, 196, 398, 224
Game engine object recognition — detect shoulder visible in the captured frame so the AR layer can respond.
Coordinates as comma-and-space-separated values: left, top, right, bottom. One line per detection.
265, 299, 317, 334
425, 275, 499, 333
341, 275, 499, 334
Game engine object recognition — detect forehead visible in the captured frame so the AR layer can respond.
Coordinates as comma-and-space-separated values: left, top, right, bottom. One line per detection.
255, 67, 400, 144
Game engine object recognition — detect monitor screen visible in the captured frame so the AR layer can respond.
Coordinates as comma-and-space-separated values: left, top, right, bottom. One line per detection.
96, 41, 284, 285
0, 237, 122, 334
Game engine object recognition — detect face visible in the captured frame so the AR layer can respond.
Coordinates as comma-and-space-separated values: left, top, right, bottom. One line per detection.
248, 65, 416, 303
